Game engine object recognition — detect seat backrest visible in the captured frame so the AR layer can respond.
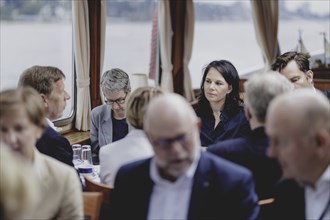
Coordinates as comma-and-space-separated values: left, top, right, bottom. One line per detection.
83, 192, 103, 220
84, 174, 112, 206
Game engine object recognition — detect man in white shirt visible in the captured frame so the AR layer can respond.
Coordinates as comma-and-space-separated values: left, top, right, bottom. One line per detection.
111, 93, 259, 219
266, 89, 330, 219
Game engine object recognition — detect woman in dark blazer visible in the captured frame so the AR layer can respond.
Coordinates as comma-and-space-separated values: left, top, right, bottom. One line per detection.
195, 60, 251, 146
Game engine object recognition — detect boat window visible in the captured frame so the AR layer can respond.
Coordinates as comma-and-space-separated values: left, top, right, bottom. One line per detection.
0, 0, 74, 123
103, 1, 157, 79
278, 0, 330, 66
190, 1, 264, 89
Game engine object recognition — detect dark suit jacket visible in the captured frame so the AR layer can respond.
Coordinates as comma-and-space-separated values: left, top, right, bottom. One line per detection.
260, 179, 305, 219
111, 152, 260, 220
207, 127, 282, 199
322, 90, 330, 99
36, 126, 74, 167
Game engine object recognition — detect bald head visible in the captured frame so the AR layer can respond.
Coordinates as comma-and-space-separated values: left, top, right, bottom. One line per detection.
144, 93, 198, 135
266, 88, 330, 185
268, 89, 329, 134
143, 93, 201, 182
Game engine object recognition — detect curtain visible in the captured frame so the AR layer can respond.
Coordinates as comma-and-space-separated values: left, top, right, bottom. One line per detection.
251, 0, 279, 70
158, 0, 174, 92
182, 0, 195, 101
100, 0, 107, 103
72, 0, 91, 131
149, 9, 159, 84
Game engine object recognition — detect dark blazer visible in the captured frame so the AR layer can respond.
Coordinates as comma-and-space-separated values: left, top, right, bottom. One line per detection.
260, 179, 305, 219
111, 152, 260, 220
207, 127, 282, 199
322, 90, 330, 99
196, 107, 251, 146
36, 126, 74, 167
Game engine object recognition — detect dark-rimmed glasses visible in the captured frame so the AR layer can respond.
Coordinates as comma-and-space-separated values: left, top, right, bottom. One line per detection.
104, 93, 127, 105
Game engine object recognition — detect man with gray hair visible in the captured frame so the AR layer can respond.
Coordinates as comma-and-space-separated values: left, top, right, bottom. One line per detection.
207, 72, 293, 200
111, 93, 259, 219
90, 68, 132, 163
265, 89, 330, 219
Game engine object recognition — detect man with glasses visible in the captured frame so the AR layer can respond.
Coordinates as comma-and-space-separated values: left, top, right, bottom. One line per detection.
111, 93, 259, 219
90, 68, 132, 164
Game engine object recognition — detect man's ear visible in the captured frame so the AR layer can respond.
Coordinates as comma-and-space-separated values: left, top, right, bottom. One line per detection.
40, 93, 48, 108
244, 105, 252, 120
315, 129, 330, 153
145, 132, 156, 149
305, 70, 314, 84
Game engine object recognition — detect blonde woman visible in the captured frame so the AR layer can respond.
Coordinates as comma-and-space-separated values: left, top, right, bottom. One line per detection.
0, 87, 83, 219
0, 144, 39, 219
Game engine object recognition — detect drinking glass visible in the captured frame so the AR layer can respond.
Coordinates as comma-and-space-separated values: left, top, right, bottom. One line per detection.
81, 145, 93, 166
72, 144, 82, 168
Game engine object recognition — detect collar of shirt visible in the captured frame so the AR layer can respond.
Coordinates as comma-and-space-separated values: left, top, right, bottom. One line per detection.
46, 118, 60, 132
147, 150, 201, 220
317, 165, 330, 187
150, 149, 201, 186
305, 165, 330, 220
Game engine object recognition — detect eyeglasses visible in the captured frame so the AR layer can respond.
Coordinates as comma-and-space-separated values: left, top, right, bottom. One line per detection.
104, 94, 127, 105
151, 131, 193, 149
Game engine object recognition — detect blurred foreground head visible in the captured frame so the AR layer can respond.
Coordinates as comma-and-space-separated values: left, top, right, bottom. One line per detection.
0, 87, 47, 161
144, 93, 201, 182
126, 86, 164, 129
266, 89, 330, 186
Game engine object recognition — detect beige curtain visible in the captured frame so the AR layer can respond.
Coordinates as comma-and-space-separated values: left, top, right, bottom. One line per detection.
100, 0, 107, 103
183, 0, 195, 101
158, 0, 174, 92
72, 0, 91, 131
251, 0, 279, 70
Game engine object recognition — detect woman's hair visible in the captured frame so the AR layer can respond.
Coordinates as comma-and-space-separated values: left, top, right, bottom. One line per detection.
0, 144, 39, 219
100, 68, 131, 94
0, 87, 47, 129
126, 87, 164, 129
198, 60, 243, 116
